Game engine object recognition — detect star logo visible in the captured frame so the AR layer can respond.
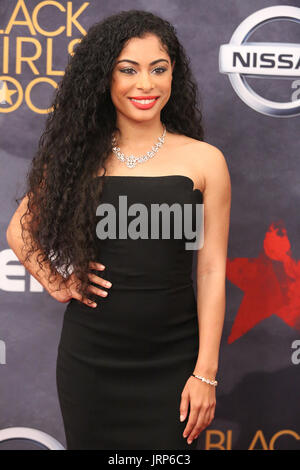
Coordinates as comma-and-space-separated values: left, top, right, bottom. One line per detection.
226, 221, 300, 343
0, 77, 23, 112
0, 80, 17, 104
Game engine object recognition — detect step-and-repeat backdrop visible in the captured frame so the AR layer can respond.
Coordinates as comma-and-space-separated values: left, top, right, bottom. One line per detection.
1, 0, 299, 450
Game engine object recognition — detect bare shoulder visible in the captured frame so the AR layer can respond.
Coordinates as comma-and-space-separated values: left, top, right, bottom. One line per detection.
187, 139, 226, 163
188, 139, 231, 197
165, 133, 230, 195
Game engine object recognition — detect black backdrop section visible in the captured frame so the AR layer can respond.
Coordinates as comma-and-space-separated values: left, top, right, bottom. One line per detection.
1, 0, 300, 450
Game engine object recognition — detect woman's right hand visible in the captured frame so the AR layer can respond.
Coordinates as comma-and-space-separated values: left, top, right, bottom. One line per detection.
50, 261, 112, 307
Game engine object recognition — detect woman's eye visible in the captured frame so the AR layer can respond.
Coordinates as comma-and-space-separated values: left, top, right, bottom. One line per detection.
120, 67, 167, 75
120, 68, 135, 74
153, 67, 167, 74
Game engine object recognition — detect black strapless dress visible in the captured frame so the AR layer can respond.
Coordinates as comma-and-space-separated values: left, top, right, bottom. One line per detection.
56, 175, 203, 450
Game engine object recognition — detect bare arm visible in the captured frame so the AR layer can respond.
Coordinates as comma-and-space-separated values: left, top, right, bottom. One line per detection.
193, 145, 231, 379
6, 193, 68, 298
6, 193, 113, 306
179, 143, 231, 444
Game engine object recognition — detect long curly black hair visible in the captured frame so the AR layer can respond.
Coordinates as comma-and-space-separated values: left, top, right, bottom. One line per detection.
17, 9, 205, 301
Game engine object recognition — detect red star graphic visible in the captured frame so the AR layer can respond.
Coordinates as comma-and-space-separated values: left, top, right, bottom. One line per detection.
226, 221, 300, 343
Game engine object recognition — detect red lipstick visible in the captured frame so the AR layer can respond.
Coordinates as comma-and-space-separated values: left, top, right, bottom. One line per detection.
128, 96, 160, 110
129, 96, 160, 99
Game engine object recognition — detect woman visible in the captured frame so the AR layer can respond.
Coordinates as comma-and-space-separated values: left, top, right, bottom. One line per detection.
6, 10, 231, 450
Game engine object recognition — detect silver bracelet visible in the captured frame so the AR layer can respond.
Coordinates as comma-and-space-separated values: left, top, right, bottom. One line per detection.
191, 373, 218, 386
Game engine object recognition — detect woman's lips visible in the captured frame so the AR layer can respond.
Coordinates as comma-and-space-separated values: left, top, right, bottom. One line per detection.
128, 97, 159, 110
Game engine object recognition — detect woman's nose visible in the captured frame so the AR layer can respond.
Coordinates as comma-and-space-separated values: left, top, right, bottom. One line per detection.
136, 71, 154, 89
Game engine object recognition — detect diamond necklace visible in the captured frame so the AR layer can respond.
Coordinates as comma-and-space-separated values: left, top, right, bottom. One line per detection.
111, 124, 167, 169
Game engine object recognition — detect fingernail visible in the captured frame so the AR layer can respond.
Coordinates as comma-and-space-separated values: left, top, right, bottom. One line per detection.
106, 281, 112, 288
187, 439, 192, 444
100, 264, 105, 269
180, 415, 185, 422
92, 303, 97, 307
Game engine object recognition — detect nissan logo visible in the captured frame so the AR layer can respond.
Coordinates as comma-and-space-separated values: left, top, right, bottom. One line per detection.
219, 5, 300, 117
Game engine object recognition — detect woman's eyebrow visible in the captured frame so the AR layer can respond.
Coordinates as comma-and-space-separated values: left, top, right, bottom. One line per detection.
116, 58, 169, 65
